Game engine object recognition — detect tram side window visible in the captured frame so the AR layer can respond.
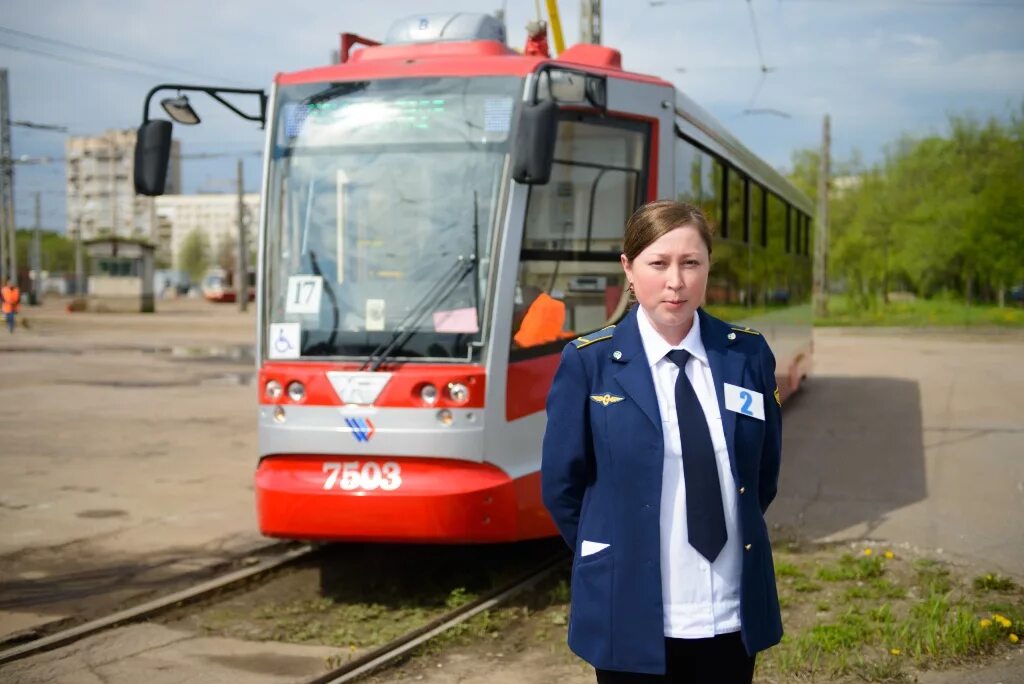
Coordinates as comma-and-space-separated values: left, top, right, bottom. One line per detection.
726, 166, 746, 242
514, 118, 647, 356
804, 214, 813, 256
785, 204, 792, 253
751, 184, 766, 247
766, 192, 789, 306
674, 136, 723, 235
793, 213, 802, 256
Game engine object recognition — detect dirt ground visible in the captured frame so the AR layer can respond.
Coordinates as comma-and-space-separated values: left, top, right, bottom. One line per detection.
0, 296, 263, 639
1, 302, 1022, 682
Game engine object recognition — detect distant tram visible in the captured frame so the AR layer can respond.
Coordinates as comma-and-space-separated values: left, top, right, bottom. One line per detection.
136, 12, 813, 543
200, 268, 256, 303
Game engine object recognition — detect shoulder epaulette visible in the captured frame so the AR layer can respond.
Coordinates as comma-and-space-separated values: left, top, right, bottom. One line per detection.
572, 325, 615, 349
730, 326, 761, 336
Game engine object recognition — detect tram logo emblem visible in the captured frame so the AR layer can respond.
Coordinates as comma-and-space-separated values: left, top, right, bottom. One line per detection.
327, 372, 392, 405
590, 393, 625, 407
345, 417, 376, 442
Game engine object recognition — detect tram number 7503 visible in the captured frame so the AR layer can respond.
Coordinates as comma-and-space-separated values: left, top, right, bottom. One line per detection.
321, 461, 402, 491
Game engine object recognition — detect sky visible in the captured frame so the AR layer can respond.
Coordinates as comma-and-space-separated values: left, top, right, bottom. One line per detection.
1, 0, 1022, 232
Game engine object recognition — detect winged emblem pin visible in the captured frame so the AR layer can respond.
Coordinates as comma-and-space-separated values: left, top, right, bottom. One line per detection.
590, 393, 625, 407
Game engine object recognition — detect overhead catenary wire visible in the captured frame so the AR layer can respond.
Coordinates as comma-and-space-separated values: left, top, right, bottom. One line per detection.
651, 0, 1021, 6
1, 150, 262, 165
0, 25, 247, 86
746, 0, 769, 73
0, 39, 180, 81
787, 0, 1021, 7
743, 0, 789, 117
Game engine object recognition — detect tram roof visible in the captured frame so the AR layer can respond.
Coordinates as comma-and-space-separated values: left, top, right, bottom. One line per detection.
275, 40, 811, 214
275, 40, 671, 87
674, 91, 814, 214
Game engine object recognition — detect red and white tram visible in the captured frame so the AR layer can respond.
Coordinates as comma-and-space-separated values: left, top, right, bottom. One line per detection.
136, 12, 813, 544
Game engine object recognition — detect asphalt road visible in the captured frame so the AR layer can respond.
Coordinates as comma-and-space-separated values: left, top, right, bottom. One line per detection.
770, 326, 1024, 578
1, 303, 1023, 681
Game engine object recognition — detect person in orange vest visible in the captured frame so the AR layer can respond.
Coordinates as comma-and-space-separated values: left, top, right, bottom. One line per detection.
2, 278, 20, 334
513, 284, 572, 348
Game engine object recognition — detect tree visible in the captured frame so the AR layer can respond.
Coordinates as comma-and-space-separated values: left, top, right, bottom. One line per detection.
215, 233, 238, 272
787, 101, 1024, 310
15, 229, 76, 273
178, 229, 210, 282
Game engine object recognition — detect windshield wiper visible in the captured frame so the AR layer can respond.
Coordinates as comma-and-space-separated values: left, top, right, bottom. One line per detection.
361, 255, 475, 371
300, 250, 341, 355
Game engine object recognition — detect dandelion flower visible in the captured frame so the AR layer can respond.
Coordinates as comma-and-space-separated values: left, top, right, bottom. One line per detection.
980, 619, 993, 628
993, 615, 1012, 629
863, 548, 873, 556
884, 551, 895, 559
889, 648, 901, 656
1010, 634, 1019, 644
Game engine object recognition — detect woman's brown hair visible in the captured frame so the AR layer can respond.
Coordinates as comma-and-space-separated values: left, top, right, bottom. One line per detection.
622, 200, 714, 262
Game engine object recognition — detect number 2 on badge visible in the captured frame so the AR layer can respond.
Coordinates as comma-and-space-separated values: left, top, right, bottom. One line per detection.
739, 390, 754, 415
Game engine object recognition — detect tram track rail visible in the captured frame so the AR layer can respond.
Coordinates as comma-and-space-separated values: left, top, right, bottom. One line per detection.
1, 541, 569, 682
0, 543, 315, 666
305, 552, 568, 684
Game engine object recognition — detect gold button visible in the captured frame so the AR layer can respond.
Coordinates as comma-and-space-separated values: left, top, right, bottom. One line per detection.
744, 544, 752, 551
738, 486, 746, 494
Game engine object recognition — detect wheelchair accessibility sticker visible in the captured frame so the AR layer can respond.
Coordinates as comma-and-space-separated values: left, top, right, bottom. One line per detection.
269, 322, 301, 359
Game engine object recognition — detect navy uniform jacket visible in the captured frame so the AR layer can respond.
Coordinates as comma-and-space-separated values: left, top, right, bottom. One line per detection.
541, 306, 783, 674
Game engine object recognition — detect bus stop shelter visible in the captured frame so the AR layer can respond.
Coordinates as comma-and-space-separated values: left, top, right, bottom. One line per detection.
84, 237, 156, 313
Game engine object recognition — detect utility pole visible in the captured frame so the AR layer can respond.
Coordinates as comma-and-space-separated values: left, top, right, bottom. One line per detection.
236, 158, 248, 312
30, 191, 40, 305
0, 69, 16, 283
581, 0, 601, 44
813, 114, 830, 318
74, 217, 84, 296
110, 143, 118, 236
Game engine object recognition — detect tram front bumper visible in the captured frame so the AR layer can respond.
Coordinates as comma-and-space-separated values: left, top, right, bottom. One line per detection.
255, 455, 554, 543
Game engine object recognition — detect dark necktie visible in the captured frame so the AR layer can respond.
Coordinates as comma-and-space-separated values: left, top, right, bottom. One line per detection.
666, 349, 728, 562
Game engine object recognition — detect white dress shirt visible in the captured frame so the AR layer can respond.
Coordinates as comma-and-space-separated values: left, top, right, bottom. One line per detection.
636, 307, 743, 638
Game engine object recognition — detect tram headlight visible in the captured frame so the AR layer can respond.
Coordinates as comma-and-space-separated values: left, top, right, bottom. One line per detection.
447, 382, 469, 404
265, 379, 283, 400
436, 409, 454, 427
286, 381, 306, 402
420, 384, 438, 406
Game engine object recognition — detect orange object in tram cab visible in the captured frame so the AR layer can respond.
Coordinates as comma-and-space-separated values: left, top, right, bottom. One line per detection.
513, 291, 567, 348
1, 284, 19, 314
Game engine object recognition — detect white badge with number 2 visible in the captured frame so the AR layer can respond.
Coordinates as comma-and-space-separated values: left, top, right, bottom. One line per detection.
286, 275, 323, 315
723, 383, 765, 421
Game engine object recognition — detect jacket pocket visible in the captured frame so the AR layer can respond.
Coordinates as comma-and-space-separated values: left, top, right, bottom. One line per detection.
569, 549, 613, 647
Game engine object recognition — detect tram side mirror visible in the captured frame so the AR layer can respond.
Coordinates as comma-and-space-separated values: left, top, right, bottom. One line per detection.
134, 119, 173, 196
512, 99, 558, 185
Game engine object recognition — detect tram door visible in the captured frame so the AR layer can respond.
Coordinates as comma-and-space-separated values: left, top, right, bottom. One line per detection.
511, 114, 649, 359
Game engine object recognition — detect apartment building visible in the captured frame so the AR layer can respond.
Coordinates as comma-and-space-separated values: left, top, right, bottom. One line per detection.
155, 193, 260, 271
65, 129, 182, 242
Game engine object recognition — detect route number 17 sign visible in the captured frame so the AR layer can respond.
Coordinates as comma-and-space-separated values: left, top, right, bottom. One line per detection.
285, 275, 323, 315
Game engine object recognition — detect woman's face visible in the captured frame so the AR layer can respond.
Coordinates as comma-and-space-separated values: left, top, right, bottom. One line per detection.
621, 225, 710, 345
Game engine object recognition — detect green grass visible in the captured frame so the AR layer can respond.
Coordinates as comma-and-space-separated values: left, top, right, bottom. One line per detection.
815, 294, 1024, 327
973, 573, 1018, 592
757, 545, 1024, 682
817, 554, 886, 582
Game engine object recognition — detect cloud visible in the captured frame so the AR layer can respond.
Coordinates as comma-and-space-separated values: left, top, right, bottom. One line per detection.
1, 0, 1022, 229
893, 32, 941, 51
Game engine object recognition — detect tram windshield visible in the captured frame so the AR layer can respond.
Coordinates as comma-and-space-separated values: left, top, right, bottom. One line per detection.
264, 76, 520, 361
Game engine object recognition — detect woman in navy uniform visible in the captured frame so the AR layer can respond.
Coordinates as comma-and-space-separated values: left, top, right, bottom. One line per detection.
541, 200, 782, 683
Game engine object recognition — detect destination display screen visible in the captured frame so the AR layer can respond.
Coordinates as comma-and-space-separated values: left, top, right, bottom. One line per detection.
278, 77, 518, 149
